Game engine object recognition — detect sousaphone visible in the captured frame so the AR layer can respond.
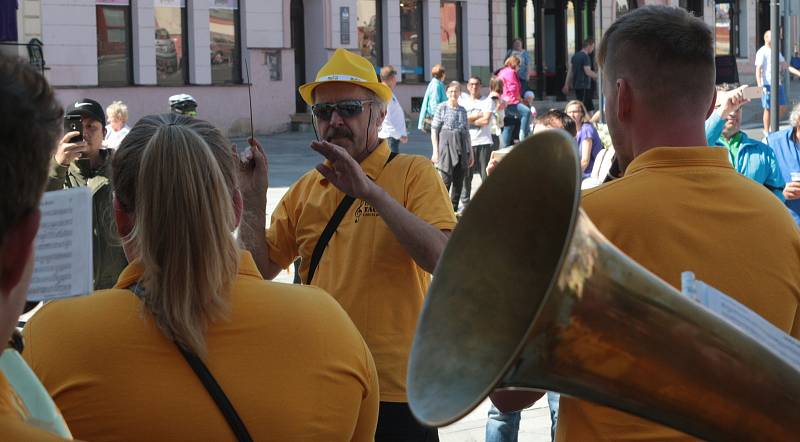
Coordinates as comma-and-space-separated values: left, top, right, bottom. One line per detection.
407, 130, 800, 441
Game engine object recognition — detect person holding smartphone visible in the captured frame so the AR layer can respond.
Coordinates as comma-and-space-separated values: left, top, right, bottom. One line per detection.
705, 85, 785, 201
47, 98, 127, 290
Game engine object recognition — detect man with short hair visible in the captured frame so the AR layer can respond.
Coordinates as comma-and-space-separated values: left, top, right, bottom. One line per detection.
705, 85, 784, 200
240, 48, 456, 441
378, 65, 408, 153
460, 76, 495, 198
495, 6, 800, 441
563, 38, 598, 112
0, 55, 71, 440
48, 98, 127, 289
560, 6, 800, 440
756, 30, 788, 138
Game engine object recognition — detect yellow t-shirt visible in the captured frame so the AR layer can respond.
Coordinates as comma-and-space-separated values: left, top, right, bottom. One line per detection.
556, 147, 800, 441
267, 141, 457, 402
23, 252, 379, 441
0, 372, 70, 441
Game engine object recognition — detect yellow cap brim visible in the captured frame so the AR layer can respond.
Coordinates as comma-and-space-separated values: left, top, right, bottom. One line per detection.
299, 80, 393, 106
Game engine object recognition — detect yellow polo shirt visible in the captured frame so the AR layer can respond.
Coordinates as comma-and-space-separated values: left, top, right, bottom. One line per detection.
556, 147, 800, 441
267, 140, 457, 401
24, 252, 378, 441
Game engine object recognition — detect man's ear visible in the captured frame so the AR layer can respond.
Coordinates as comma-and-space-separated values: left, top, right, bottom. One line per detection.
0, 211, 41, 294
616, 78, 632, 122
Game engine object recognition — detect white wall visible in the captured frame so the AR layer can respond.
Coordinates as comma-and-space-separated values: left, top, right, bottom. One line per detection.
42, 0, 98, 86
243, 0, 284, 48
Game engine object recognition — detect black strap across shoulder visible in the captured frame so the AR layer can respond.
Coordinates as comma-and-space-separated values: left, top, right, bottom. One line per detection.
176, 346, 253, 442
305, 151, 398, 285
127, 283, 252, 442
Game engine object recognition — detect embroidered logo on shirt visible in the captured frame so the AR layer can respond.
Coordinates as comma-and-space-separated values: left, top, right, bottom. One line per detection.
354, 200, 379, 223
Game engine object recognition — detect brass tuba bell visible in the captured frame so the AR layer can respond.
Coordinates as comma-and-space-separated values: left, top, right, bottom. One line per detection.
407, 130, 800, 441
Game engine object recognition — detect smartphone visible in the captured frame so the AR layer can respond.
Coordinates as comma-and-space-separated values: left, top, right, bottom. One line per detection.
743, 86, 763, 100
63, 115, 83, 143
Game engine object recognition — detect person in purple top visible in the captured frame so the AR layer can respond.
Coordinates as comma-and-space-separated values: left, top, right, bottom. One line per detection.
565, 100, 603, 177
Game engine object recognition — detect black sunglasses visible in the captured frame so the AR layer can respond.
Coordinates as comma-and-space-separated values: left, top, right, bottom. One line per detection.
311, 99, 374, 121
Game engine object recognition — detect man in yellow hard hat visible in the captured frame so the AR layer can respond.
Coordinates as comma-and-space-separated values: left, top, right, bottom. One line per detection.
239, 48, 456, 440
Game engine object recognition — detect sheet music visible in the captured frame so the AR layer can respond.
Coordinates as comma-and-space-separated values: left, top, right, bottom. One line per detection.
681, 272, 800, 371
27, 187, 93, 301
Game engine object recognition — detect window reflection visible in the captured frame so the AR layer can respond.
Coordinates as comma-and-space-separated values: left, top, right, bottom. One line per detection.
715, 2, 732, 55
96, 3, 131, 86
400, 0, 424, 83
155, 0, 188, 86
357, 0, 381, 69
210, 0, 241, 84
440, 1, 462, 81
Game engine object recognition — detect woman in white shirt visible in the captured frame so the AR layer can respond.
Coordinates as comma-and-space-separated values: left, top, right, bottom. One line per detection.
104, 100, 130, 149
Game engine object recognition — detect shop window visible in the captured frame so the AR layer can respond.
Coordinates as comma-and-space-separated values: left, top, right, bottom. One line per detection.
96, 0, 132, 86
210, 0, 241, 84
617, 0, 637, 17
400, 0, 424, 82
155, 0, 188, 86
440, 1, 463, 81
357, 0, 382, 70
715, 0, 740, 57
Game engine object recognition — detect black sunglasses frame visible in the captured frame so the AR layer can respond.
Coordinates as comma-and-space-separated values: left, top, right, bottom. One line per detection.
311, 99, 375, 121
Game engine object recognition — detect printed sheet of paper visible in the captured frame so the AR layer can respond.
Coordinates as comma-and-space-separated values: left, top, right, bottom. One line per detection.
27, 187, 93, 301
681, 271, 800, 371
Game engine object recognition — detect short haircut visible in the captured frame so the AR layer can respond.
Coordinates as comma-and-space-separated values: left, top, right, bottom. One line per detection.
537, 109, 577, 137
489, 75, 504, 94
468, 76, 482, 85
598, 5, 715, 112
431, 64, 446, 80
583, 37, 595, 48
446, 81, 461, 92
106, 100, 129, 123
0, 56, 63, 239
380, 65, 397, 82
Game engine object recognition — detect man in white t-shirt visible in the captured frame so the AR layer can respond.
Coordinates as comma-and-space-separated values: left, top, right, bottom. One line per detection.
756, 30, 789, 137
377, 65, 408, 153
459, 76, 495, 209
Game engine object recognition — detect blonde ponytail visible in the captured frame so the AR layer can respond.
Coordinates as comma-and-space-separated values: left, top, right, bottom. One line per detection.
112, 114, 239, 356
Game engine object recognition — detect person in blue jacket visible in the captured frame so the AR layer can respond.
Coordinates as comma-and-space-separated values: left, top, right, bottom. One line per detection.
705, 85, 785, 201
417, 64, 447, 132
767, 102, 800, 226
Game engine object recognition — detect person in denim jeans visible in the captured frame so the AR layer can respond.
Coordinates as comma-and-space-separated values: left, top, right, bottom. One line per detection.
497, 56, 532, 146
485, 393, 560, 442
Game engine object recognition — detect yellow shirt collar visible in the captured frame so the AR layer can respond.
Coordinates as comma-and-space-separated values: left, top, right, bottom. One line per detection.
114, 251, 263, 289
625, 146, 733, 176
359, 140, 391, 180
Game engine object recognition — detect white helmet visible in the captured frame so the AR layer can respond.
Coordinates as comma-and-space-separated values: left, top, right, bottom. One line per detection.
168, 94, 197, 116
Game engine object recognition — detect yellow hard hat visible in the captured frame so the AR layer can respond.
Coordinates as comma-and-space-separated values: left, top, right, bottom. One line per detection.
298, 48, 393, 105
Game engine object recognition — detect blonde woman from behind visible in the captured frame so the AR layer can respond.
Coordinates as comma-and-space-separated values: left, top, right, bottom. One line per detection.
23, 113, 379, 441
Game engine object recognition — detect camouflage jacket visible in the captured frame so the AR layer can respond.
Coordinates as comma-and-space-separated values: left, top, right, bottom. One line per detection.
47, 149, 128, 290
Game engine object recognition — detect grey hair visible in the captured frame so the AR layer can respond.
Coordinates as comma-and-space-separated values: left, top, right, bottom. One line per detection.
791, 102, 800, 127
